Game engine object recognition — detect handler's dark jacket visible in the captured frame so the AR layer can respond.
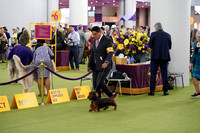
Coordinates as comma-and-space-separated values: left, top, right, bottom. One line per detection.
88, 35, 114, 71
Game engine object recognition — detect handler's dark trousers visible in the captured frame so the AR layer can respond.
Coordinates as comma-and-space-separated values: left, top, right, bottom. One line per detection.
69, 45, 79, 69
150, 60, 168, 93
93, 70, 113, 98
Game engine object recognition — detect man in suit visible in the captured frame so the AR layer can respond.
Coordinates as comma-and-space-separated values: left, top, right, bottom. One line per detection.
77, 25, 89, 64
148, 22, 172, 96
87, 26, 114, 98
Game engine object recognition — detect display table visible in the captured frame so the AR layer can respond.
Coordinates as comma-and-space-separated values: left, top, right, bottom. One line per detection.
110, 62, 163, 94
56, 50, 70, 71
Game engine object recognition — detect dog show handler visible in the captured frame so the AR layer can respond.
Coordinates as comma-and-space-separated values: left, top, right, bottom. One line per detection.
87, 26, 114, 98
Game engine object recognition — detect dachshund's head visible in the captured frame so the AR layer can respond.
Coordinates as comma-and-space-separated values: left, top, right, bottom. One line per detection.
87, 91, 98, 100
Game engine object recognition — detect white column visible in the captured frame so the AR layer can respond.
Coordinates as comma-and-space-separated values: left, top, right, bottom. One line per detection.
139, 8, 146, 26
69, 0, 88, 28
151, 0, 191, 86
47, 0, 59, 23
119, 0, 125, 26
125, 0, 136, 28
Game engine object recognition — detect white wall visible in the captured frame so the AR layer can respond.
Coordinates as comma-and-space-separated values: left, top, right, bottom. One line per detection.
0, 0, 48, 34
47, 0, 59, 23
103, 7, 117, 17
151, 0, 191, 86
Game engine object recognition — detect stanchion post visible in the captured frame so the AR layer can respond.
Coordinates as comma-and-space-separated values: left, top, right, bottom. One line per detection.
39, 59, 46, 105
5, 44, 8, 68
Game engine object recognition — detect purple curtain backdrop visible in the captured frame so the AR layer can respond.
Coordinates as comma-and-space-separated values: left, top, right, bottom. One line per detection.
116, 64, 163, 88
95, 13, 102, 22
56, 50, 70, 66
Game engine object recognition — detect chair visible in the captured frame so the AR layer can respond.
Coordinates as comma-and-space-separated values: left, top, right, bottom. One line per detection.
168, 72, 184, 89
80, 76, 93, 89
106, 62, 132, 96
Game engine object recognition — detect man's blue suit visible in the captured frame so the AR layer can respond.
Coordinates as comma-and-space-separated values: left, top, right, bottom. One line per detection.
149, 29, 172, 93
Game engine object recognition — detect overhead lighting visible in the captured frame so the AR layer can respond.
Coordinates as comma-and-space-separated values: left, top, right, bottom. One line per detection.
145, 3, 148, 5
107, 2, 109, 3
60, 3, 62, 4
113, 3, 115, 5
102, 3, 104, 5
91, 2, 93, 4
96, 1, 97, 3
142, 6, 144, 8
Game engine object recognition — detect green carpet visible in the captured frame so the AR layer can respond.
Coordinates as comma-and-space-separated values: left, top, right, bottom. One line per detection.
0, 62, 199, 133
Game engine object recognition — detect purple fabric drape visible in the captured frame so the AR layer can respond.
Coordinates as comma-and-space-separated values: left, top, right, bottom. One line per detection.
56, 50, 70, 66
116, 64, 163, 88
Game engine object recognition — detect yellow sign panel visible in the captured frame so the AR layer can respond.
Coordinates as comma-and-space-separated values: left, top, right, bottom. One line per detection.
0, 96, 10, 112
51, 11, 62, 22
11, 92, 38, 109
70, 86, 91, 100
191, 17, 194, 25
46, 88, 70, 104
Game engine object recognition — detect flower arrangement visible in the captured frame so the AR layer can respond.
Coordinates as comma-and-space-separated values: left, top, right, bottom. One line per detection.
113, 31, 151, 58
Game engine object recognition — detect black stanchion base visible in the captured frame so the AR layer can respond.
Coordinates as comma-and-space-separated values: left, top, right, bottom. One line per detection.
38, 103, 46, 105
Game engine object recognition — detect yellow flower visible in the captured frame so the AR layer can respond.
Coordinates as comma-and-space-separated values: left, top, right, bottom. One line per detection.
118, 44, 124, 50
132, 50, 136, 54
147, 48, 151, 53
129, 42, 134, 45
132, 38, 135, 41
121, 35, 124, 39
124, 39, 129, 45
142, 50, 145, 53
138, 47, 142, 50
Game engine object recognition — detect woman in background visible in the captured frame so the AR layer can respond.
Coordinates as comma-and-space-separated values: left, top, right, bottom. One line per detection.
32, 42, 54, 96
190, 31, 200, 97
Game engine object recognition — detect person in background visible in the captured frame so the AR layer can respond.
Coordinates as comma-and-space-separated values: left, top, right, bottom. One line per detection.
88, 34, 94, 50
3, 27, 10, 43
120, 25, 126, 34
85, 28, 92, 41
32, 42, 54, 97
11, 28, 18, 46
67, 26, 80, 70
87, 26, 114, 98
17, 27, 25, 41
105, 25, 110, 37
64, 23, 68, 30
0, 27, 8, 63
19, 29, 29, 46
8, 43, 33, 66
190, 31, 200, 97
148, 22, 172, 96
77, 25, 89, 64
100, 27, 106, 35
109, 29, 118, 43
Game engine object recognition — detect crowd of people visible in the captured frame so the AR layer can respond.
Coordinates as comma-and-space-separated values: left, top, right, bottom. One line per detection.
1, 23, 200, 98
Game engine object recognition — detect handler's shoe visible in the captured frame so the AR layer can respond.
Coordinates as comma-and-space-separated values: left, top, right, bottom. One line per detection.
148, 92, 155, 96
191, 93, 200, 98
163, 92, 169, 96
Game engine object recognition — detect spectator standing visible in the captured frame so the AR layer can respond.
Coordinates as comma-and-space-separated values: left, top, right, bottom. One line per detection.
148, 22, 172, 96
68, 26, 80, 70
77, 25, 89, 64
19, 29, 29, 45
